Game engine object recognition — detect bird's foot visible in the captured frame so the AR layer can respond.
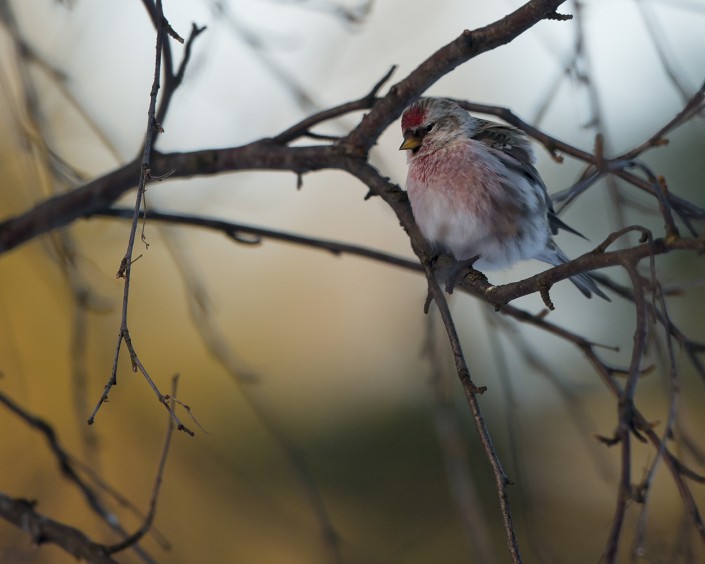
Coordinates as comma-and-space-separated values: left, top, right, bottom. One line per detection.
445, 255, 483, 294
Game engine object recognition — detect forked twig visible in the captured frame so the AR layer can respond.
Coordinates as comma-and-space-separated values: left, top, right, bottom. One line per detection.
87, 0, 194, 434
107, 375, 180, 554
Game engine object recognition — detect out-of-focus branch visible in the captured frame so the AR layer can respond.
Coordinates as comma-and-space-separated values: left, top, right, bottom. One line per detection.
0, 389, 161, 561
93, 207, 704, 310
106, 376, 179, 555
91, 207, 705, 395
0, 492, 118, 564
0, 391, 112, 524
94, 206, 416, 270
161, 234, 344, 563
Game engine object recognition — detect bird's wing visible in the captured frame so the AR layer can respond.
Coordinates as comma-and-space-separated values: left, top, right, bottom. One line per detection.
472, 119, 589, 240
471, 120, 535, 168
472, 120, 551, 204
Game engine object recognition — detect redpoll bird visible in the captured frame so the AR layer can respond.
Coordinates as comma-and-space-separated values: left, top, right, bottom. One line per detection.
399, 97, 607, 300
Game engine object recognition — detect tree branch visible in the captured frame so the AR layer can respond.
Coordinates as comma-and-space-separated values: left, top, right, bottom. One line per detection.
0, 492, 118, 564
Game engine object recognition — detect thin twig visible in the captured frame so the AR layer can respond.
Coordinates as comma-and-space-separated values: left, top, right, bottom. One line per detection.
423, 309, 497, 564
424, 265, 522, 564
94, 207, 416, 270
107, 375, 179, 554
87, 0, 193, 434
603, 255, 649, 563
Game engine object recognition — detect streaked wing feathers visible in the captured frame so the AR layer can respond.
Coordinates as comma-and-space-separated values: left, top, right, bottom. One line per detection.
471, 120, 535, 167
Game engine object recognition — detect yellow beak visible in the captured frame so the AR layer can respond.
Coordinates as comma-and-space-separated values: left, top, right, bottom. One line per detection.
399, 134, 422, 151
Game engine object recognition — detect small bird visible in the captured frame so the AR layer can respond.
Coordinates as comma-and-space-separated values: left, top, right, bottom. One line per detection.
399, 97, 607, 300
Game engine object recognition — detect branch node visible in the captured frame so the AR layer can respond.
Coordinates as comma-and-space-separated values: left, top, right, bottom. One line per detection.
116, 257, 128, 279
163, 18, 184, 44
367, 65, 397, 99
484, 285, 504, 311
539, 284, 555, 311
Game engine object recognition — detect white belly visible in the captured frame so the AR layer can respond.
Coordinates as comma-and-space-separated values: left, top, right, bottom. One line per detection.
408, 178, 549, 271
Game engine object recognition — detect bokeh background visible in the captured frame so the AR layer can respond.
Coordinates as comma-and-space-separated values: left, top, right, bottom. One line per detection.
1, 0, 704, 562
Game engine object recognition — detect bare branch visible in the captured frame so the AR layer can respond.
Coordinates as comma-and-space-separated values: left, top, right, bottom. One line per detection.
0, 492, 118, 564
424, 267, 522, 563
107, 375, 179, 554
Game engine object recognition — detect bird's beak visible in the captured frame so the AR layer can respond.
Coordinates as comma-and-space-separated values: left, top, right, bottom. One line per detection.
399, 133, 422, 151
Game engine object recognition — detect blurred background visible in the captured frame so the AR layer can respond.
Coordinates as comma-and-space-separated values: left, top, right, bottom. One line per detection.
0, 0, 704, 562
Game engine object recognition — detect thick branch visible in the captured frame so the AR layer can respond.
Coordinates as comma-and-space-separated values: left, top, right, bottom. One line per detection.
343, 0, 569, 155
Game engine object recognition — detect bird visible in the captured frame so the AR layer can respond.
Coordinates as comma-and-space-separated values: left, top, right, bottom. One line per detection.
399, 96, 608, 300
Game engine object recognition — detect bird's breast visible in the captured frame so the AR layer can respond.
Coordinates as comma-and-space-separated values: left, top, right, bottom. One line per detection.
406, 144, 501, 220
404, 142, 545, 266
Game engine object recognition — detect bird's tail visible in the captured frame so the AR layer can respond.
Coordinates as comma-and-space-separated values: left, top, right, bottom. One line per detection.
536, 243, 610, 301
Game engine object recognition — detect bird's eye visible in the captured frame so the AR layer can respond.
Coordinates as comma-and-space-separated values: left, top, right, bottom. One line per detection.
424, 123, 435, 132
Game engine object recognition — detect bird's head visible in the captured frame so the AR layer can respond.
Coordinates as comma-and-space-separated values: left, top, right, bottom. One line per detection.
399, 97, 476, 155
